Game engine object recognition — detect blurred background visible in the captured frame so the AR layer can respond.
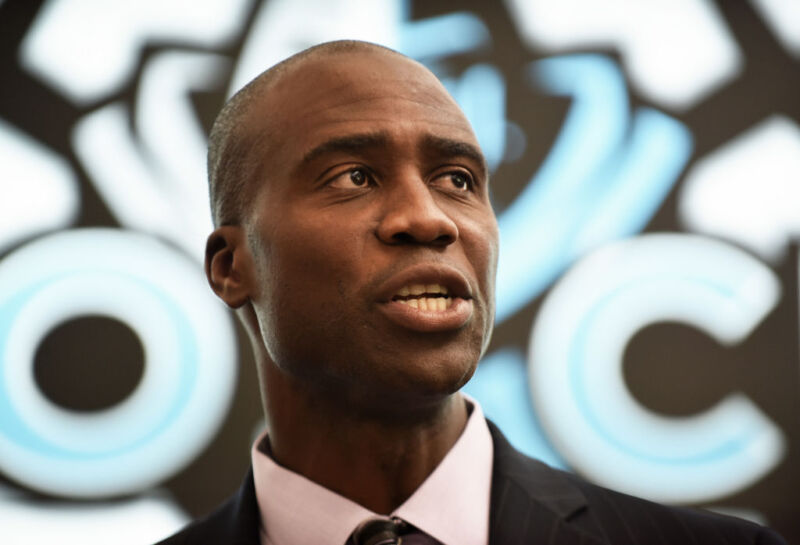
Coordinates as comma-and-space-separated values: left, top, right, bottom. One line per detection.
0, 0, 798, 542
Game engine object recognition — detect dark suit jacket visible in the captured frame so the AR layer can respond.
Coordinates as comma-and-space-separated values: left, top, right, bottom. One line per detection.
156, 421, 787, 544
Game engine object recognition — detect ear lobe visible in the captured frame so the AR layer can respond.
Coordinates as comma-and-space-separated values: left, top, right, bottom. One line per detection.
205, 226, 254, 308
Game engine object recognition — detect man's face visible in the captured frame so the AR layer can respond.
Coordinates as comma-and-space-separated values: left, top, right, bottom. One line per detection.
242, 51, 498, 408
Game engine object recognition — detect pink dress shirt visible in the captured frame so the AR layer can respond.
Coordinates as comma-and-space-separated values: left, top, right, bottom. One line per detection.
251, 395, 494, 545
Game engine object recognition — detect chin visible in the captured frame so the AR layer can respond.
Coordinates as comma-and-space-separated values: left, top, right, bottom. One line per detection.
372, 343, 480, 400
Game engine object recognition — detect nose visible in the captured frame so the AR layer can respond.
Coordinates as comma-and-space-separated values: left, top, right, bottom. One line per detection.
376, 180, 458, 246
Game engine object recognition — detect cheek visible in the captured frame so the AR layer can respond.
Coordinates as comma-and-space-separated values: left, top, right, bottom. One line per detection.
463, 217, 499, 344
464, 217, 499, 286
252, 222, 372, 352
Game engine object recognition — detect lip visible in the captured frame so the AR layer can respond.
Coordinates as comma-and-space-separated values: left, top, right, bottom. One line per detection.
376, 264, 474, 332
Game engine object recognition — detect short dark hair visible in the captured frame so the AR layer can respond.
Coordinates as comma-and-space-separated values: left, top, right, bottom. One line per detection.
206, 40, 402, 227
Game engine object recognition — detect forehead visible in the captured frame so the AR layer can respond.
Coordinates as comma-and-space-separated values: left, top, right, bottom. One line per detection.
245, 51, 480, 170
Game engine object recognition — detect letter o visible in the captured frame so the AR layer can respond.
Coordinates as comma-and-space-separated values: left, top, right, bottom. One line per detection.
0, 229, 237, 498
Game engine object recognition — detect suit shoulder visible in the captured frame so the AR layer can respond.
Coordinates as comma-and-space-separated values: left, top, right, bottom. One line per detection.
153, 498, 235, 544
153, 469, 260, 544
152, 489, 248, 545
558, 470, 786, 544
487, 420, 786, 544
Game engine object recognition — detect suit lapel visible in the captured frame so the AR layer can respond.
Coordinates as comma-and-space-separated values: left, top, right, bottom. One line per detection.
487, 421, 607, 545
221, 468, 262, 545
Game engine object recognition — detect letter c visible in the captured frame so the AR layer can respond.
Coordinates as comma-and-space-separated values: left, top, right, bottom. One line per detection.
529, 233, 785, 503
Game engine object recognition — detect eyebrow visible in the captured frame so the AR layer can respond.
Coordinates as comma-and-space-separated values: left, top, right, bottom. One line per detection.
299, 132, 391, 168
420, 134, 488, 179
298, 131, 489, 179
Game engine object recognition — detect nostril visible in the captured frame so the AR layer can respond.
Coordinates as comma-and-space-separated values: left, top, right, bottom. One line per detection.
389, 231, 454, 246
391, 232, 416, 244
434, 233, 455, 246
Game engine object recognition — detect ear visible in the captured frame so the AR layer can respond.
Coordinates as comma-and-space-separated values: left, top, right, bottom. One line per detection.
205, 225, 255, 308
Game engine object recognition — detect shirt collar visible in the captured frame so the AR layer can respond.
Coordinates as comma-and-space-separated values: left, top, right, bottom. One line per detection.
251, 395, 493, 545
392, 396, 493, 545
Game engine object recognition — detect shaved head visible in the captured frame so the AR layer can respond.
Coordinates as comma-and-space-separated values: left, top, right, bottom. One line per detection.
205, 35, 496, 418
207, 40, 407, 227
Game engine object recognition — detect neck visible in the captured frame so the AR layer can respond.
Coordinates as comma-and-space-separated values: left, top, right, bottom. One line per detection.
262, 363, 469, 514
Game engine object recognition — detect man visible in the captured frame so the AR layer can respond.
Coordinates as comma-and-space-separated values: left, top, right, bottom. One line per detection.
157, 40, 786, 544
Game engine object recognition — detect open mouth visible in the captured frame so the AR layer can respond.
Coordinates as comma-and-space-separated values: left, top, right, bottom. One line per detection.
379, 271, 473, 332
391, 283, 454, 311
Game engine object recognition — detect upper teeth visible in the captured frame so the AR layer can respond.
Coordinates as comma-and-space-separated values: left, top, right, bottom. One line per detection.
397, 284, 448, 297
394, 284, 452, 311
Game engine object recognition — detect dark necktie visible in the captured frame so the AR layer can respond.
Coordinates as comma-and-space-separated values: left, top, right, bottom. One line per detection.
349, 516, 441, 545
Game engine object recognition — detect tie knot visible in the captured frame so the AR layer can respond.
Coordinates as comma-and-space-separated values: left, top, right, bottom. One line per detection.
350, 517, 408, 545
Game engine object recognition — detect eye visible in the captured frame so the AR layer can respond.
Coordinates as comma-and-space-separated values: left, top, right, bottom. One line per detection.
327, 167, 373, 189
349, 168, 367, 186
437, 171, 473, 191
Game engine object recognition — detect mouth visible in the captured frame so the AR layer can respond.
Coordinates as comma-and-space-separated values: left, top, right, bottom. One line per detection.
391, 283, 455, 311
378, 267, 474, 332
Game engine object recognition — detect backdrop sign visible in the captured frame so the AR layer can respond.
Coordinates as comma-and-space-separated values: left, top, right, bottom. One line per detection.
0, 0, 798, 542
